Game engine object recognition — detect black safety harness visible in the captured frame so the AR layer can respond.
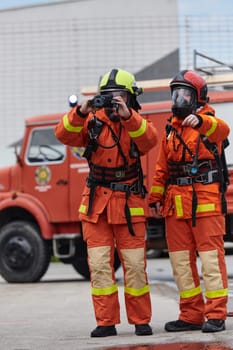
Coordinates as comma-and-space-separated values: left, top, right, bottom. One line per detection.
166, 123, 229, 226
83, 116, 146, 236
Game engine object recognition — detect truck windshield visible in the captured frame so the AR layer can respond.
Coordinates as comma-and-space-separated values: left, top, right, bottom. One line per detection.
26, 127, 65, 164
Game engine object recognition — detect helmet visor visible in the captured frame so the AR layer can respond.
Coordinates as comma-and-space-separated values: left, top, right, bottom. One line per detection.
101, 90, 127, 97
171, 87, 196, 109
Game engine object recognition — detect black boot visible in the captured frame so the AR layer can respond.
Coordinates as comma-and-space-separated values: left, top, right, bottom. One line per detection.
202, 319, 225, 333
90, 325, 117, 337
165, 319, 203, 332
135, 324, 153, 335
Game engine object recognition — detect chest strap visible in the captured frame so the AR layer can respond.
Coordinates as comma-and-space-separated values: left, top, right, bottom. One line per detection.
168, 159, 218, 177
167, 169, 220, 227
88, 162, 139, 182
167, 169, 220, 186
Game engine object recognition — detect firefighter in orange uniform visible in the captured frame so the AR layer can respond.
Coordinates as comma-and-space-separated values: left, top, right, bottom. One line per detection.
149, 70, 229, 333
55, 68, 158, 337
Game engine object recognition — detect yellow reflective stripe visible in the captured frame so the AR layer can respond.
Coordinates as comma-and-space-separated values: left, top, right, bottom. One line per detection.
63, 114, 83, 133
180, 285, 202, 298
175, 195, 183, 217
79, 204, 87, 214
129, 207, 144, 216
128, 119, 147, 138
125, 284, 150, 296
175, 197, 215, 216
150, 185, 165, 195
205, 116, 217, 137
196, 203, 215, 213
92, 283, 118, 296
205, 288, 228, 299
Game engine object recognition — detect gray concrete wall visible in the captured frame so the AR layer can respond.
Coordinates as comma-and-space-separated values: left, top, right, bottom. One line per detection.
0, 0, 179, 165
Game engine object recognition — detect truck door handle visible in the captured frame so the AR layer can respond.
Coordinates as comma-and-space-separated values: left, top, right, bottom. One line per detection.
56, 179, 68, 185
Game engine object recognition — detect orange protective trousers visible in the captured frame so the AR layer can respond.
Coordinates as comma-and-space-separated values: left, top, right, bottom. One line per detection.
82, 211, 152, 326
166, 214, 228, 324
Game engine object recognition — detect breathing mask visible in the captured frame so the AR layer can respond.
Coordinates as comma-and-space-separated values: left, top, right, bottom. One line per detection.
171, 87, 197, 119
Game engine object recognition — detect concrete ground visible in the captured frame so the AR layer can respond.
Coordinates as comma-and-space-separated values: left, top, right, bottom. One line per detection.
0, 257, 233, 350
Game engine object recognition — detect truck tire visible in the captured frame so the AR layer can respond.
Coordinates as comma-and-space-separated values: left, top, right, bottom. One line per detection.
146, 248, 163, 259
0, 221, 51, 283
72, 238, 121, 280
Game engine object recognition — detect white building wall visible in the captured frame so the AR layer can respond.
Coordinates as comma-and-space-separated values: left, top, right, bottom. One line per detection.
0, 0, 178, 165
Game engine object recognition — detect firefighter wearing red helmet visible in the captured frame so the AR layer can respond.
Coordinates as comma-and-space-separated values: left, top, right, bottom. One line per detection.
55, 68, 158, 337
149, 69, 230, 333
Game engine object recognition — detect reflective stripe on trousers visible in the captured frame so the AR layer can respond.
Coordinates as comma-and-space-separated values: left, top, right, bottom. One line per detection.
166, 214, 228, 323
82, 213, 152, 325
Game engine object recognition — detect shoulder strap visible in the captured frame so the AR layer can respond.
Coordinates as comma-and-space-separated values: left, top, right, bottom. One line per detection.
83, 117, 104, 160
165, 123, 195, 159
201, 135, 230, 192
201, 135, 229, 214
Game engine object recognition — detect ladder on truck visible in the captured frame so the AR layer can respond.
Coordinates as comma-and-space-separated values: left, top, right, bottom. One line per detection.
193, 49, 233, 76
81, 51, 233, 96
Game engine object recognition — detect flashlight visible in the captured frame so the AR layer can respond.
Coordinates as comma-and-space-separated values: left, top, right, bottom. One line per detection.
68, 95, 78, 107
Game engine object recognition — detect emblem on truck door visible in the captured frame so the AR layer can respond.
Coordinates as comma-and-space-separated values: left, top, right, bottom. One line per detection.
35, 165, 51, 186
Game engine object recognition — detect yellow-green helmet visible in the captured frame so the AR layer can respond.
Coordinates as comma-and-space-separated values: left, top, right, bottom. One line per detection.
99, 68, 143, 95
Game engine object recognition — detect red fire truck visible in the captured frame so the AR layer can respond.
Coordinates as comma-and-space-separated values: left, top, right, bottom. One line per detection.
0, 73, 233, 283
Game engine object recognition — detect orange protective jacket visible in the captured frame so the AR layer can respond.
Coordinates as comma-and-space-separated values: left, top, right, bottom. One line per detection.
148, 104, 230, 220
55, 107, 158, 224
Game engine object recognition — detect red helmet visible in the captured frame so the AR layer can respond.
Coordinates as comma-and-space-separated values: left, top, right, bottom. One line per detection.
170, 70, 209, 106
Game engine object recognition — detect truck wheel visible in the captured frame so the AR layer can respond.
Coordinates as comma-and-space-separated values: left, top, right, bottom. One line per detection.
72, 238, 121, 280
0, 221, 51, 283
146, 248, 163, 259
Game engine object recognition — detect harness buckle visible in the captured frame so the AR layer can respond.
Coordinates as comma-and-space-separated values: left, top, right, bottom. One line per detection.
110, 182, 129, 192
115, 170, 125, 179
201, 169, 219, 184
195, 170, 219, 184
130, 181, 140, 193
207, 169, 219, 183
176, 177, 193, 185
109, 181, 141, 193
